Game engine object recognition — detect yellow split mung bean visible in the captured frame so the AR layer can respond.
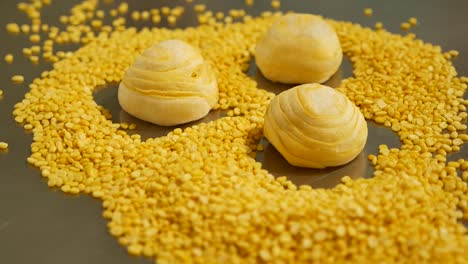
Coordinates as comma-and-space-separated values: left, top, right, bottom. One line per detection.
8, 1, 468, 263
0, 142, 9, 150
12, 75, 25, 84
363, 8, 373, 17
4, 54, 14, 64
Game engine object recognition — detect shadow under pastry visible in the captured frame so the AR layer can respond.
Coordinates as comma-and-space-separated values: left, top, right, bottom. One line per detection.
119, 109, 226, 140
257, 138, 367, 189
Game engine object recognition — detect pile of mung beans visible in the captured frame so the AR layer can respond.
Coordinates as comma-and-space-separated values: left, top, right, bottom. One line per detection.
6, 0, 468, 263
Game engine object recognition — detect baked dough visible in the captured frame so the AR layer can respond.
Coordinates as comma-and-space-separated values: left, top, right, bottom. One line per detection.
264, 83, 368, 168
118, 39, 218, 126
255, 13, 343, 84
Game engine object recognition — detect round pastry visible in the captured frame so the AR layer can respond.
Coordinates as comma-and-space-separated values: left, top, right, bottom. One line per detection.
118, 39, 218, 126
263, 83, 368, 168
255, 13, 343, 84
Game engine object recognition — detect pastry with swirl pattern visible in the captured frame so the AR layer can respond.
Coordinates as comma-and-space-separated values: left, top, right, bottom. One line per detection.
118, 39, 218, 126
264, 83, 368, 168
255, 13, 343, 84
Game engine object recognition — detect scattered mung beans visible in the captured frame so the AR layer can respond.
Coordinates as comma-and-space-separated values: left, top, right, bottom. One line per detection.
7, 1, 468, 263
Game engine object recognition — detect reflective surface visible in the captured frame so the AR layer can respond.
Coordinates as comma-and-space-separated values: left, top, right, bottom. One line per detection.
0, 0, 467, 263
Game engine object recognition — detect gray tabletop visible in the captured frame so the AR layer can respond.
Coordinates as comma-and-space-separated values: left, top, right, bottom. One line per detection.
0, 1, 467, 263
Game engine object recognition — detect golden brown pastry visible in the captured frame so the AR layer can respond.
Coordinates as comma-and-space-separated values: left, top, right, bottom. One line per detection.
118, 39, 218, 126
264, 83, 368, 168
255, 13, 343, 84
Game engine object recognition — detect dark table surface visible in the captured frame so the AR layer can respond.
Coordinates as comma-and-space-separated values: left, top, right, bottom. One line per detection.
0, 0, 467, 263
